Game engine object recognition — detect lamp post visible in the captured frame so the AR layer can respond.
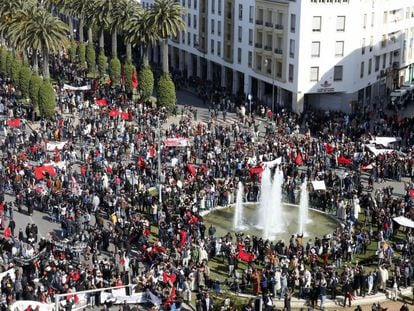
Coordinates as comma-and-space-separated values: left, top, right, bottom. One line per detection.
248, 94, 252, 116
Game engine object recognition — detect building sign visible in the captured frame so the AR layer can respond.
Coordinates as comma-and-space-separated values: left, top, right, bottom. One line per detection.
317, 80, 335, 93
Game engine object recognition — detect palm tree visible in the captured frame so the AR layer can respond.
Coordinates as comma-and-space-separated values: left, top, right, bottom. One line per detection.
65, 0, 88, 43
0, 0, 28, 45
148, 0, 185, 74
112, 0, 137, 62
125, 8, 158, 67
16, 7, 69, 79
85, 0, 112, 53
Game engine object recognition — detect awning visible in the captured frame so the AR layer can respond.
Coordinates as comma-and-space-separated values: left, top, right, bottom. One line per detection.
393, 216, 414, 228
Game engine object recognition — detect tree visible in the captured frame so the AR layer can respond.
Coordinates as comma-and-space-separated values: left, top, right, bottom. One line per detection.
138, 66, 154, 100
112, 0, 136, 62
124, 62, 135, 93
18, 65, 32, 98
39, 79, 56, 119
85, 0, 112, 53
98, 51, 107, 76
148, 0, 185, 74
10, 56, 21, 84
157, 73, 176, 110
0, 47, 7, 74
65, 0, 88, 43
86, 42, 96, 74
78, 42, 86, 68
6, 51, 13, 77
29, 74, 42, 114
69, 39, 77, 62
109, 57, 121, 87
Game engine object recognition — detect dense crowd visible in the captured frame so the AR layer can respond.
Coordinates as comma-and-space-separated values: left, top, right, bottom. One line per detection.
0, 58, 413, 311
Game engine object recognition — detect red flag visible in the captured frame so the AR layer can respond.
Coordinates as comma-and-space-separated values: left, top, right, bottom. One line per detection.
187, 163, 196, 175
164, 286, 176, 307
295, 153, 303, 165
337, 156, 352, 165
325, 143, 335, 154
409, 189, 414, 198
3, 227, 11, 238
109, 110, 119, 117
34, 166, 56, 180
237, 246, 256, 262
96, 98, 108, 106
132, 70, 139, 89
106, 166, 113, 174
7, 119, 20, 127
121, 112, 129, 121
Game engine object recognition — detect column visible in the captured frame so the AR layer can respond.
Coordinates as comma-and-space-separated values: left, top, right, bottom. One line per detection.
206, 60, 213, 81
292, 92, 304, 114
179, 50, 185, 72
221, 66, 227, 88
232, 70, 239, 94
187, 53, 193, 78
244, 74, 251, 96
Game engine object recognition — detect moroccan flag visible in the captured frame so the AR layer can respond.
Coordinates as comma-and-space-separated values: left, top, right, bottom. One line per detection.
7, 119, 20, 127
409, 189, 414, 198
187, 163, 196, 175
96, 98, 108, 106
295, 153, 303, 165
3, 227, 11, 238
34, 166, 56, 180
121, 112, 129, 121
132, 70, 139, 89
337, 156, 352, 165
106, 166, 113, 174
325, 143, 335, 154
109, 110, 119, 117
238, 248, 256, 262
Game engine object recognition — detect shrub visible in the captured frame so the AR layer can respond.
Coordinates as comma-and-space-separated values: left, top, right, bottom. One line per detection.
124, 62, 134, 93
39, 80, 56, 119
6, 51, 14, 77
138, 66, 154, 100
109, 57, 121, 87
98, 51, 107, 77
10, 57, 22, 84
18, 66, 32, 98
69, 40, 77, 62
78, 43, 86, 68
157, 73, 176, 111
0, 48, 7, 74
86, 43, 96, 74
29, 74, 42, 112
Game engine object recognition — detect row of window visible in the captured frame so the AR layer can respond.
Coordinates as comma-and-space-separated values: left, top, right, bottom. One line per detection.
312, 15, 345, 32
311, 41, 344, 57
310, 66, 343, 82
181, 0, 197, 10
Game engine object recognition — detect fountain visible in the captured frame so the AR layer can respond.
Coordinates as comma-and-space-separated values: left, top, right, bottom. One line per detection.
270, 167, 285, 232
298, 178, 309, 235
233, 182, 246, 231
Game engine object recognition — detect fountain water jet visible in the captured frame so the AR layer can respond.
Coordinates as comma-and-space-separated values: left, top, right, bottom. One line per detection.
298, 178, 309, 235
258, 167, 273, 239
270, 167, 285, 232
233, 182, 246, 230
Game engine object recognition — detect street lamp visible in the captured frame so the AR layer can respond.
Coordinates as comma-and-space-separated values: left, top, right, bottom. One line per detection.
264, 59, 275, 112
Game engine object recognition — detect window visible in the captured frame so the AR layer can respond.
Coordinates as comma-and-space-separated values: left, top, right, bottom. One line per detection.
362, 38, 365, 55
218, 0, 222, 15
311, 41, 320, 57
337, 16, 345, 31
211, 0, 215, 13
371, 12, 375, 27
382, 53, 386, 68
188, 0, 191, 9
360, 61, 364, 78
211, 39, 214, 53
333, 66, 343, 81
239, 4, 243, 20
370, 36, 373, 52
187, 13, 191, 27
248, 51, 252, 67
237, 48, 242, 63
217, 41, 221, 56
375, 56, 380, 71
181, 30, 185, 43
290, 14, 296, 33
187, 32, 191, 45
288, 64, 294, 82
276, 61, 282, 78
368, 58, 372, 74
194, 0, 197, 9
248, 29, 253, 45
193, 34, 197, 47
182, 0, 185, 7
363, 14, 367, 29
389, 52, 392, 65
238, 26, 242, 42
218, 21, 221, 36
193, 15, 197, 29
249, 6, 253, 23
383, 11, 388, 24
335, 41, 344, 57
310, 67, 319, 81
289, 39, 295, 58
312, 16, 321, 32
211, 19, 215, 34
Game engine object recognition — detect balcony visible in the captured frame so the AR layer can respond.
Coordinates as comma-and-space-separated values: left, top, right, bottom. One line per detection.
274, 48, 283, 54
255, 19, 263, 25
265, 22, 273, 27
264, 46, 272, 51
255, 43, 263, 48
275, 24, 284, 30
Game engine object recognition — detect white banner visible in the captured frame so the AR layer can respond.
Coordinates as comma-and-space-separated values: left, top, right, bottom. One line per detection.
369, 136, 401, 147
312, 180, 326, 190
263, 157, 282, 168
163, 138, 189, 147
63, 84, 91, 91
46, 141, 67, 151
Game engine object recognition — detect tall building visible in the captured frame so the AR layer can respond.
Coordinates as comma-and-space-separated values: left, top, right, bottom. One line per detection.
143, 0, 414, 113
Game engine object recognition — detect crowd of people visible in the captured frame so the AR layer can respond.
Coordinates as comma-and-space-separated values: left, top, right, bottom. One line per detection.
0, 55, 413, 311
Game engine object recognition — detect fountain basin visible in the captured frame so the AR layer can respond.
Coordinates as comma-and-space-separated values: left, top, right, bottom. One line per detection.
202, 203, 341, 242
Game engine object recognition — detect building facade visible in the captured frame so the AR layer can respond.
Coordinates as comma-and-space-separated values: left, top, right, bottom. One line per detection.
142, 0, 414, 113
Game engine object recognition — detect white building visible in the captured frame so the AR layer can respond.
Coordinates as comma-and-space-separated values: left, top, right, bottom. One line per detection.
142, 0, 414, 113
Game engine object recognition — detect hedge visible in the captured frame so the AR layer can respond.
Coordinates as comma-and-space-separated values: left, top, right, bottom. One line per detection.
86, 43, 96, 74
109, 57, 121, 87
157, 73, 176, 111
78, 43, 86, 68
124, 62, 134, 93
29, 75, 42, 112
10, 57, 22, 85
39, 80, 56, 119
138, 66, 154, 100
0, 48, 7, 74
69, 40, 77, 62
98, 51, 107, 76
6, 52, 14, 77
18, 66, 32, 99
